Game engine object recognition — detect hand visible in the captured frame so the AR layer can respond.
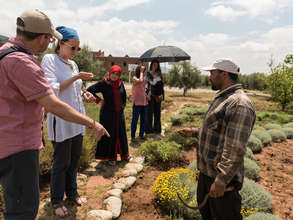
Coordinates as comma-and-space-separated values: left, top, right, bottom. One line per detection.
140, 66, 146, 73
209, 182, 225, 198
83, 92, 96, 102
91, 121, 110, 141
178, 128, 193, 138
78, 72, 94, 80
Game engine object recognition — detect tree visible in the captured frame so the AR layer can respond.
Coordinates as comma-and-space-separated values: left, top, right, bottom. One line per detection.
167, 61, 201, 96
265, 56, 293, 111
73, 45, 105, 83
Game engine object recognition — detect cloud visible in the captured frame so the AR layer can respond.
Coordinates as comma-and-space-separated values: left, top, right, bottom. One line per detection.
77, 0, 151, 20
205, 5, 246, 21
206, 0, 292, 23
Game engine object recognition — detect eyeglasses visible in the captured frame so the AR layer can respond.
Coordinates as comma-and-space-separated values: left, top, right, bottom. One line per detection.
45, 35, 55, 43
63, 42, 81, 51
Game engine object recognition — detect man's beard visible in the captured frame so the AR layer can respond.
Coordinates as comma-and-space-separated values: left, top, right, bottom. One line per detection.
211, 83, 219, 91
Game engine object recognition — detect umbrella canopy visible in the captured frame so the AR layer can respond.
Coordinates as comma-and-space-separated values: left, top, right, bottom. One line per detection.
139, 45, 191, 62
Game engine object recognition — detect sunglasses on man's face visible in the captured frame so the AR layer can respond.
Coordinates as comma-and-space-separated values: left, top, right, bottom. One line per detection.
63, 42, 81, 51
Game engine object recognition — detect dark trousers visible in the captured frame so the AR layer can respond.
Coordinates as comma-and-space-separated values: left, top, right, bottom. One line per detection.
145, 96, 161, 134
50, 134, 83, 205
131, 105, 147, 139
197, 172, 243, 220
0, 150, 39, 220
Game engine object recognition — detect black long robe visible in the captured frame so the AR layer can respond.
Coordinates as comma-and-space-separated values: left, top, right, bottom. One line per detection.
87, 80, 129, 161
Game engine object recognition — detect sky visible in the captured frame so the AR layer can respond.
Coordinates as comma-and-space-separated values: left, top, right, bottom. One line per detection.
1, 0, 293, 74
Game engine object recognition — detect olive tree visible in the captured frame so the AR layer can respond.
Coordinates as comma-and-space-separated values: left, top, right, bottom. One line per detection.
167, 61, 201, 96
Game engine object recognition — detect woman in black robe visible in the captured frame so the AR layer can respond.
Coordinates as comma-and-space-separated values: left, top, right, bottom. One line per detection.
87, 65, 129, 165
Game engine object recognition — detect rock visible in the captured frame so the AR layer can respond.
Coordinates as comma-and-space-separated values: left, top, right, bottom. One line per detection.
77, 173, 88, 186
112, 182, 126, 191
121, 168, 137, 176
89, 161, 99, 168
88, 210, 113, 220
117, 176, 136, 189
107, 189, 123, 198
104, 196, 122, 218
125, 163, 143, 173
131, 156, 145, 164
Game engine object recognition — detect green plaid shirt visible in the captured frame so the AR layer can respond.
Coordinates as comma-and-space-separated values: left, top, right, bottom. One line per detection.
197, 84, 255, 188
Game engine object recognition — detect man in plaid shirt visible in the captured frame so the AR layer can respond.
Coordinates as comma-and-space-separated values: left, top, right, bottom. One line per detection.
179, 59, 255, 220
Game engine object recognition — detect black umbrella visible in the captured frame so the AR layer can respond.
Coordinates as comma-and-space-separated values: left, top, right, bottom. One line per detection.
139, 45, 191, 62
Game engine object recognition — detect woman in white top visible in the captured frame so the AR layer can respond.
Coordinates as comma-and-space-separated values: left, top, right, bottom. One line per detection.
41, 26, 93, 217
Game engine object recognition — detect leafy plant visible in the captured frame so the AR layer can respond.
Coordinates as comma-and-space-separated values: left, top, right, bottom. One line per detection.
265, 57, 293, 111
251, 129, 272, 146
167, 62, 201, 96
152, 168, 201, 219
247, 135, 263, 153
245, 148, 255, 161
245, 212, 283, 220
165, 132, 198, 148
139, 139, 183, 166
170, 114, 192, 126
264, 123, 282, 130
244, 158, 259, 181
281, 127, 293, 139
187, 160, 197, 171
267, 129, 287, 143
240, 177, 272, 212
283, 122, 293, 128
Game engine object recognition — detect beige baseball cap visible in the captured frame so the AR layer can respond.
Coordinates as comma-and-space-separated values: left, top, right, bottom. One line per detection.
202, 59, 241, 75
17, 9, 62, 40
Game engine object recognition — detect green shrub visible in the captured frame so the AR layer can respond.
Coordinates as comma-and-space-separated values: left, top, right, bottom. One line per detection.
139, 139, 183, 165
240, 177, 272, 212
244, 158, 259, 181
283, 122, 293, 128
165, 132, 198, 148
256, 111, 292, 125
267, 129, 287, 143
251, 129, 272, 146
188, 160, 197, 171
170, 114, 191, 126
281, 127, 293, 139
152, 168, 201, 219
179, 105, 208, 116
247, 135, 263, 153
245, 212, 283, 220
245, 148, 255, 161
264, 123, 282, 130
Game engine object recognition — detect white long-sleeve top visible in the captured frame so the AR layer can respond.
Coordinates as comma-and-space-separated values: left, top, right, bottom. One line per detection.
41, 54, 85, 142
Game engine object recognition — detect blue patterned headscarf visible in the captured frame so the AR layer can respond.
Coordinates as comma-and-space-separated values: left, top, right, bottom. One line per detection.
56, 26, 79, 40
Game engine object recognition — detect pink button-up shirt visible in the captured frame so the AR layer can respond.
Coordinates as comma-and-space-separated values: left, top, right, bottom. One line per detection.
0, 38, 53, 159
132, 80, 147, 106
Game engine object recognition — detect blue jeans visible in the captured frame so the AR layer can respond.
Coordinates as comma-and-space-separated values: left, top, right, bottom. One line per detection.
50, 134, 83, 205
0, 150, 39, 220
131, 105, 147, 139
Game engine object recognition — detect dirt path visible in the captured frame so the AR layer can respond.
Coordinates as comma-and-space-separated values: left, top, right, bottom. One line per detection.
254, 140, 293, 220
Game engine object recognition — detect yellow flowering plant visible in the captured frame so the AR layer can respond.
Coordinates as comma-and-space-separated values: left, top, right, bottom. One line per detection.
152, 168, 201, 219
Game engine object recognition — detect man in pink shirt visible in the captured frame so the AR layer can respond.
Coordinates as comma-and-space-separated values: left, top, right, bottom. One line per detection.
0, 10, 109, 220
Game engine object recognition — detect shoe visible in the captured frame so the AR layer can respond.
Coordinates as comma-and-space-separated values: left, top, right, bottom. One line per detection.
67, 194, 87, 206
108, 161, 116, 166
53, 203, 68, 217
139, 136, 146, 140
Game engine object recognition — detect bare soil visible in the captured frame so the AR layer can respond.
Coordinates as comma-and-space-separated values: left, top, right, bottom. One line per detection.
254, 140, 293, 220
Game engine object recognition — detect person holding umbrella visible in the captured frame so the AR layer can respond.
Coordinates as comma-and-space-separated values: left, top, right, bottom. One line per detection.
145, 59, 164, 136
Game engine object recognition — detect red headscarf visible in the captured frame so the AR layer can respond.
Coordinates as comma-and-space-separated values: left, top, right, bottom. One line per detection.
104, 65, 122, 88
